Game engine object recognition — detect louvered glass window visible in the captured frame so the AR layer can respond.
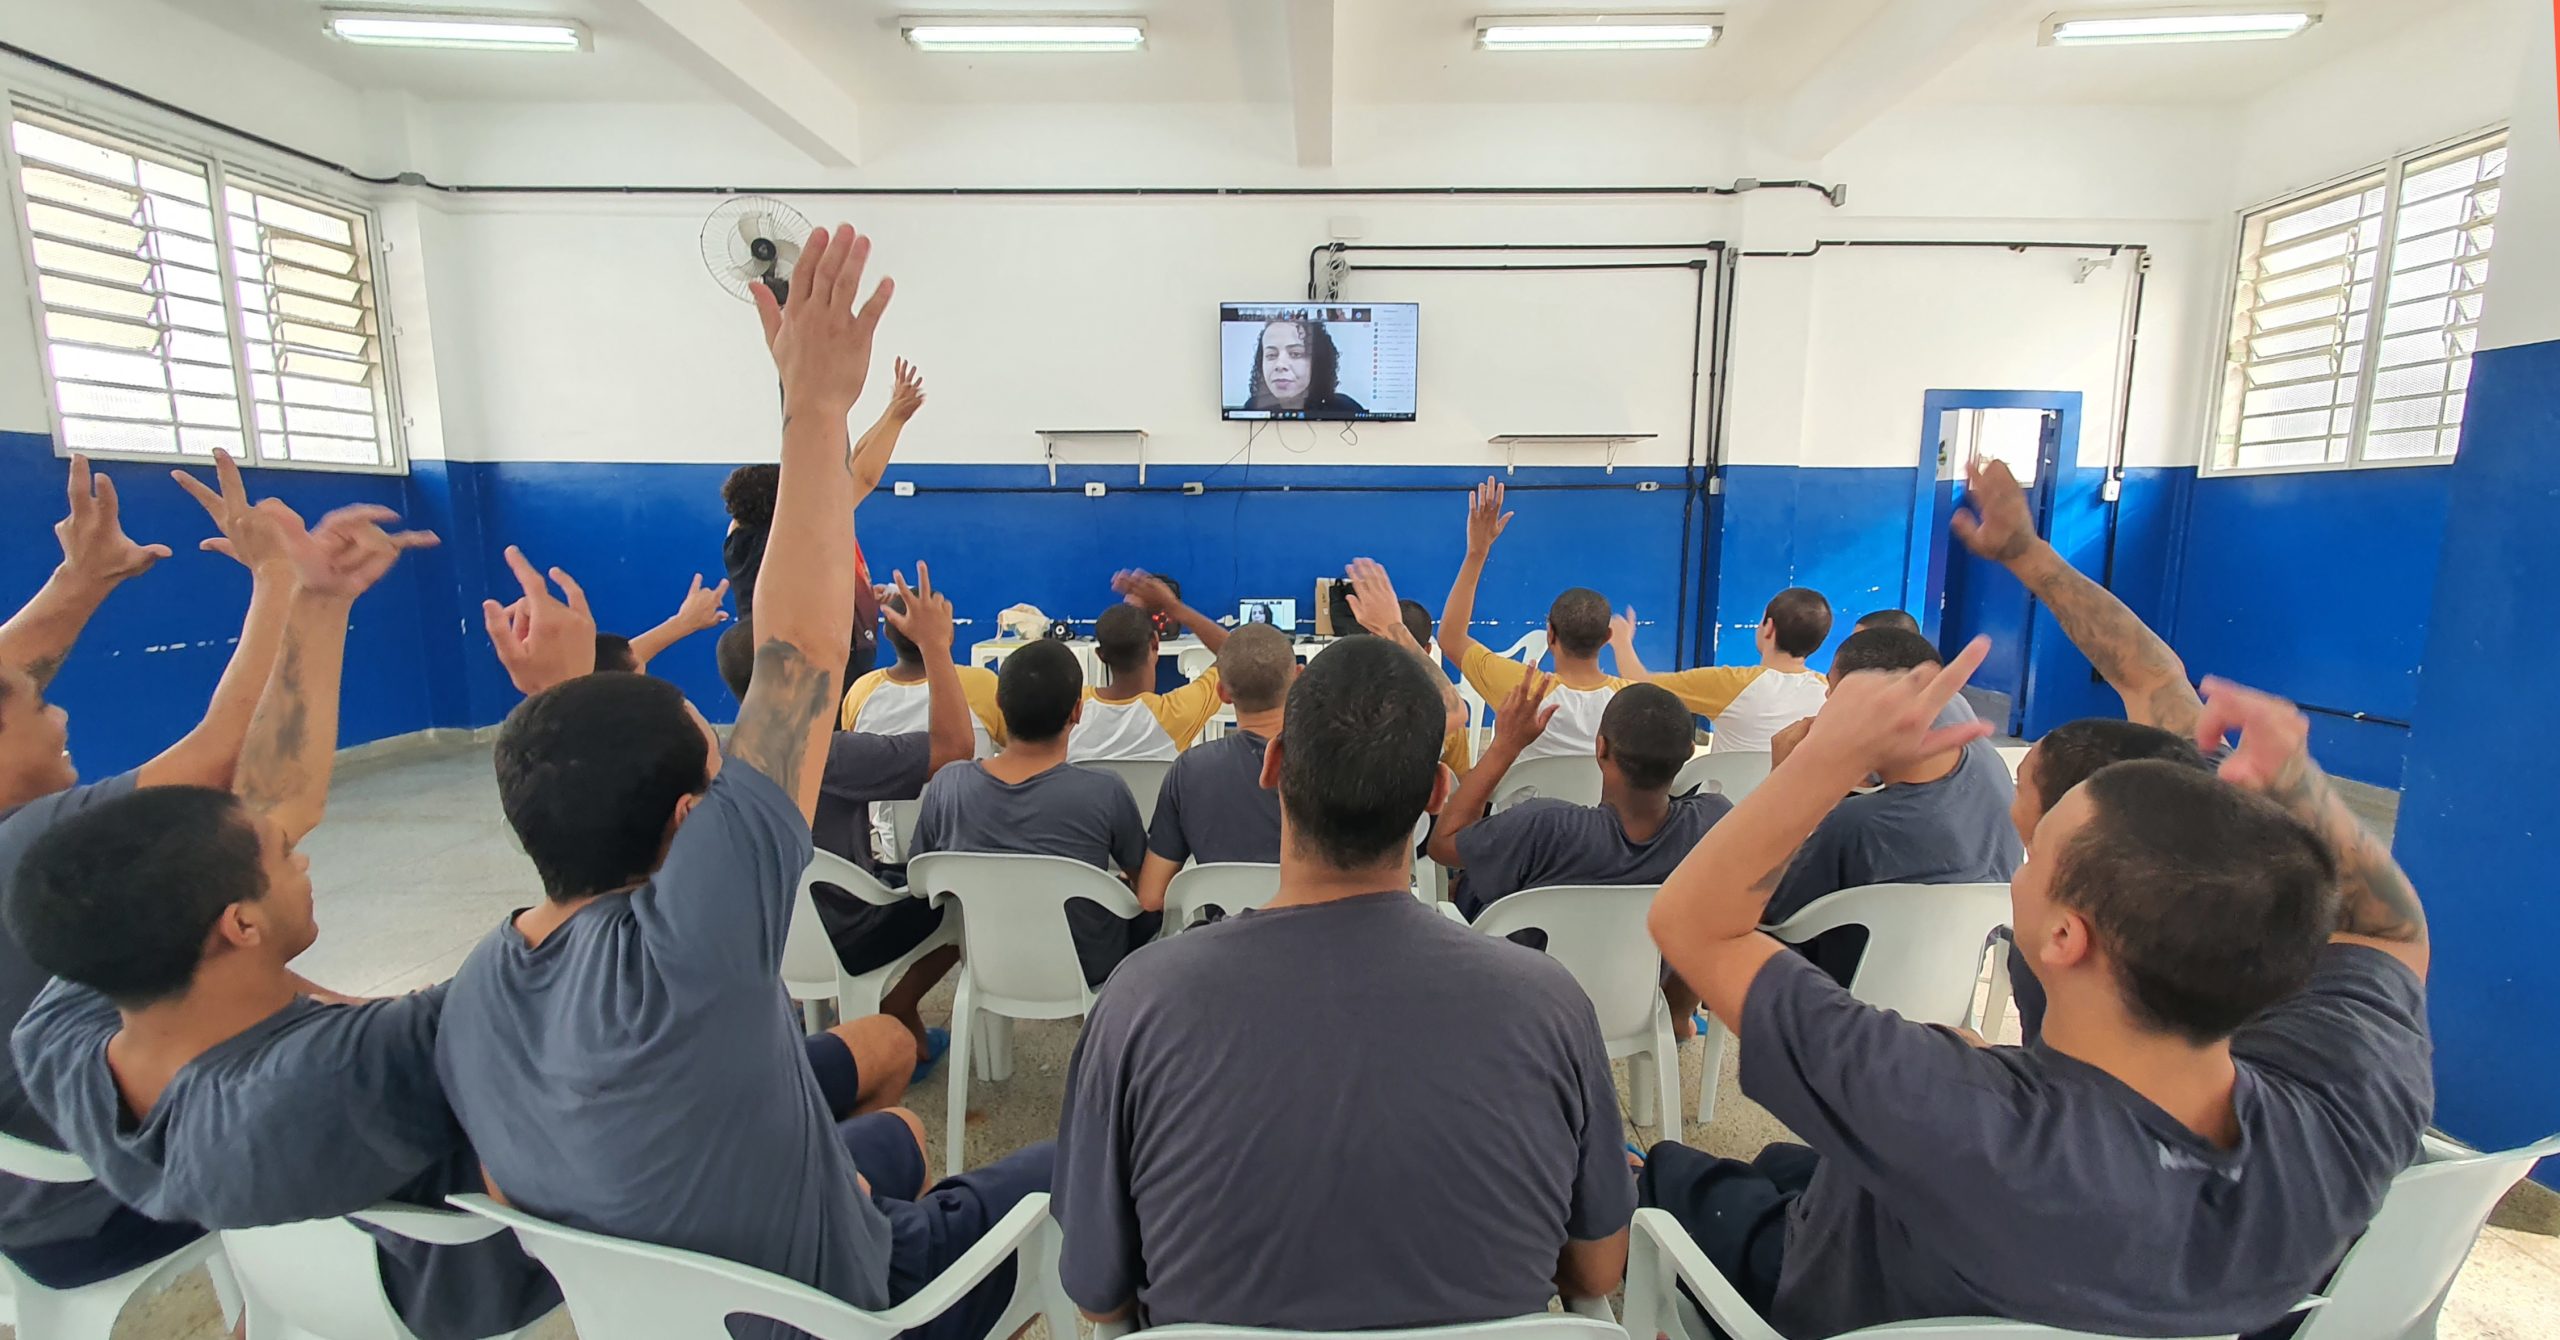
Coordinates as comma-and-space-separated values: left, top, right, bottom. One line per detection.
2210, 129, 2504, 473
7, 107, 400, 470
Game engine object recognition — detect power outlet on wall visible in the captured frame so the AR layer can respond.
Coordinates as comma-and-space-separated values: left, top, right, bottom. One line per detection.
892, 480, 916, 497
1084, 482, 1108, 497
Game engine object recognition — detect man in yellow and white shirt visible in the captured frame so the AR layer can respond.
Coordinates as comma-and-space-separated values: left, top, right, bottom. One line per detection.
839, 588, 1008, 754
1614, 588, 1833, 754
1438, 479, 1626, 763
1069, 572, 1230, 762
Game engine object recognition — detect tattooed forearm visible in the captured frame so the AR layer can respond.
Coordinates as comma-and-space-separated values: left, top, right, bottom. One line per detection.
2266, 760, 2428, 945
2013, 546, 2201, 733
236, 632, 309, 815
729, 639, 835, 807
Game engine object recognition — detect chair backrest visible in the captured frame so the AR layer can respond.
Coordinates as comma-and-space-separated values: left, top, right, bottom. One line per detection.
1490, 755, 1603, 812
1165, 863, 1283, 929
1471, 885, 1663, 1043
1674, 751, 1773, 800
1766, 883, 2012, 1027
869, 799, 923, 866
1083, 759, 1175, 827
2291, 1133, 2560, 1340
907, 852, 1141, 1014
786, 849, 906, 998
222, 1204, 519, 1340
0, 1129, 93, 1183
448, 1194, 899, 1340
1139, 1317, 1623, 1340
1496, 629, 1550, 665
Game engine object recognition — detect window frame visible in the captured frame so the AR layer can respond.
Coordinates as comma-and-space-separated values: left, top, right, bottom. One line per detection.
2202, 123, 2507, 480
0, 88, 408, 477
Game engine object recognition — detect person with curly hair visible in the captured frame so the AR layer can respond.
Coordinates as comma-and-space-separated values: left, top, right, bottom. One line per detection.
1245, 317, 1367, 417
719, 358, 928, 693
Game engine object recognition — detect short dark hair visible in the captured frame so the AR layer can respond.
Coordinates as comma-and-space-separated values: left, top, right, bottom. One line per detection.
1219, 624, 1295, 713
1764, 588, 1833, 657
1854, 608, 1921, 636
1599, 684, 1694, 791
1831, 626, 1941, 678
1548, 588, 1611, 658
2053, 761, 2337, 1043
2028, 719, 2209, 813
1397, 599, 1433, 649
1095, 606, 1157, 675
716, 622, 755, 699
594, 633, 639, 675
7, 786, 261, 1007
1279, 636, 1444, 869
996, 639, 1083, 743
881, 593, 919, 664
722, 463, 779, 532
496, 674, 712, 900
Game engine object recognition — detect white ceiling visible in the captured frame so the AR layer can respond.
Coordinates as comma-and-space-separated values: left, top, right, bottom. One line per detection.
1912, 0, 2474, 104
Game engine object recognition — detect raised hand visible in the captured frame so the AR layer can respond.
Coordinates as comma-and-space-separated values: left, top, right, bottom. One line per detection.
57, 454, 170, 584
753, 224, 896, 421
1610, 607, 1638, 646
1950, 459, 2038, 565
483, 546, 597, 694
1769, 715, 1815, 769
888, 358, 927, 421
1112, 569, 1180, 614
1466, 477, 1514, 558
881, 563, 954, 656
2193, 675, 2313, 797
671, 574, 733, 634
171, 448, 289, 574
261, 502, 438, 601
1342, 557, 1407, 640
1491, 668, 1559, 756
1796, 637, 1995, 778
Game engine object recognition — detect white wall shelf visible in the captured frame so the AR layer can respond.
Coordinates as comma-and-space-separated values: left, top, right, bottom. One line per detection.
1486, 433, 1657, 474
1036, 429, 1149, 485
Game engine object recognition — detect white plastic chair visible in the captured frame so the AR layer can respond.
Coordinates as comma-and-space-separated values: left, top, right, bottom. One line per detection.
788, 849, 963, 1031
1125, 1313, 1626, 1340
1473, 885, 1681, 1144
221, 1203, 553, 1340
1696, 883, 2012, 1127
1673, 751, 1773, 801
2290, 1132, 2560, 1340
1164, 863, 1282, 930
1490, 755, 1603, 812
1624, 1207, 2241, 1340
1083, 758, 1175, 827
0, 1132, 240, 1340
868, 799, 923, 866
907, 852, 1145, 1171
448, 1191, 1075, 1340
1176, 642, 1218, 681
1497, 629, 1550, 666
1456, 675, 1492, 758
1996, 745, 2031, 781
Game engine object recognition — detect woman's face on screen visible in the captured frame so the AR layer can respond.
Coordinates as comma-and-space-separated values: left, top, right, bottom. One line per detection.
1259, 322, 1311, 406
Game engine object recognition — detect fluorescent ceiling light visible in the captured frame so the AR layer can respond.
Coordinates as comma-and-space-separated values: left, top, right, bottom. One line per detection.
900, 16, 1147, 52
323, 9, 589, 51
1474, 13, 1722, 51
2041, 7, 2319, 46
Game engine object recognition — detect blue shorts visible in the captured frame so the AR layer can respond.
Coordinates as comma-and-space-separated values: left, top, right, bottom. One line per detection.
836, 1115, 1056, 1340
1, 1203, 205, 1290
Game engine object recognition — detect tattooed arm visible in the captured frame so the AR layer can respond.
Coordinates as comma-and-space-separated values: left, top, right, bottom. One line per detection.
1953, 459, 2200, 734
140, 451, 299, 791
2196, 677, 2429, 978
737, 224, 894, 818
1652, 643, 1994, 1031
0, 455, 171, 686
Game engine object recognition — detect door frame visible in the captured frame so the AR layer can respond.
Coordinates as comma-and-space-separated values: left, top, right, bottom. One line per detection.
1904, 389, 2086, 730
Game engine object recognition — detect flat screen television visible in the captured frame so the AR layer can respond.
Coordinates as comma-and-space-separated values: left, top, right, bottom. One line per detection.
1220, 302, 1418, 422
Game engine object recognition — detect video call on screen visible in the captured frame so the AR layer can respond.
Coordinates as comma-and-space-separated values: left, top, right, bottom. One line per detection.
1220, 303, 1420, 421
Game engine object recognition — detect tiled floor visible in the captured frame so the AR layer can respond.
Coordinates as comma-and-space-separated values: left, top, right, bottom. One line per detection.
38, 740, 2552, 1340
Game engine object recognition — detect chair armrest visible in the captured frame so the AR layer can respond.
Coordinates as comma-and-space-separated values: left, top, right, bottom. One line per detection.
806, 848, 910, 908
350, 1204, 512, 1246
1437, 903, 1467, 924
1561, 1296, 1615, 1321
874, 1194, 1054, 1331
1624, 1208, 1785, 1340
0, 1137, 94, 1183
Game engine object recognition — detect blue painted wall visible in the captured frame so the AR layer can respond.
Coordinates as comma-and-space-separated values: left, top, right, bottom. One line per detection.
2165, 467, 2453, 787
0, 430, 442, 779
2395, 337, 2560, 1185
1712, 465, 1912, 666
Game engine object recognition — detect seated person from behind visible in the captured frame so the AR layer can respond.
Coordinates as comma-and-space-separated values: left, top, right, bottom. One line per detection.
1853, 608, 1920, 636
1766, 626, 2022, 983
1439, 480, 1623, 762
912, 638, 1156, 988
1615, 588, 1832, 755
837, 589, 1006, 757
1057, 636, 1634, 1331
1429, 679, 1728, 923
1132, 624, 1298, 921
5, 499, 555, 1340
1641, 656, 2432, 1339
436, 228, 1051, 1340
1069, 572, 1229, 763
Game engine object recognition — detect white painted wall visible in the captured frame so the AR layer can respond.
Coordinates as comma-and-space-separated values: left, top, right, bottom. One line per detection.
2479, 0, 2559, 353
